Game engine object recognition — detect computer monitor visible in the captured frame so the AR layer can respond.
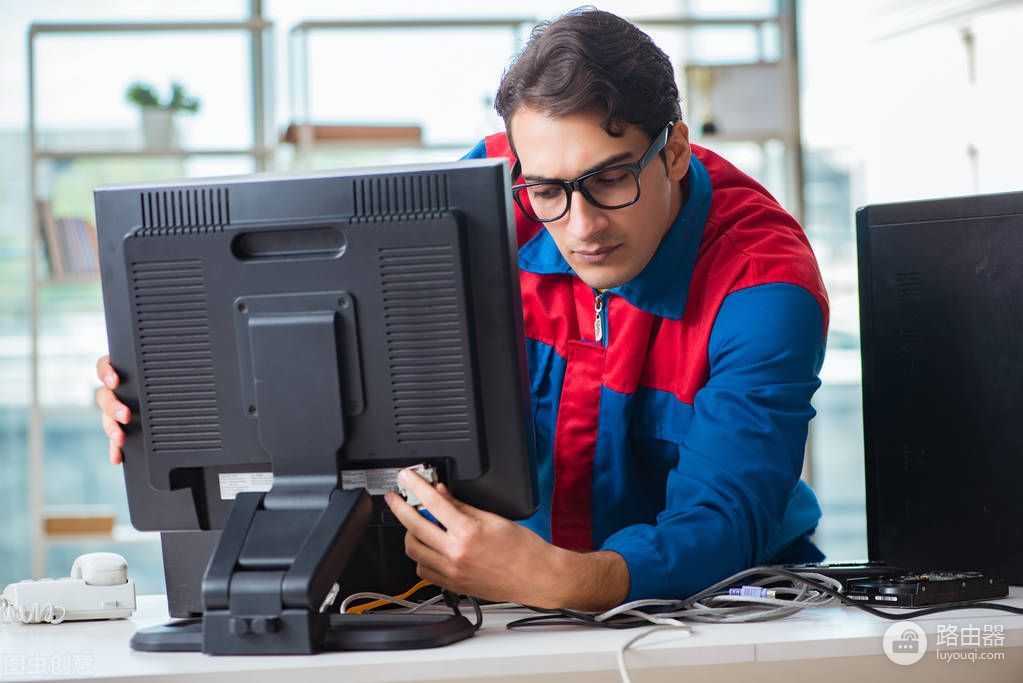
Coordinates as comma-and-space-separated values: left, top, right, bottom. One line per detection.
857, 189, 1023, 583
95, 158, 538, 654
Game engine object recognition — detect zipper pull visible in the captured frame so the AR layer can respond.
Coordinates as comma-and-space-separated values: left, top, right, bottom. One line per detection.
594, 294, 604, 343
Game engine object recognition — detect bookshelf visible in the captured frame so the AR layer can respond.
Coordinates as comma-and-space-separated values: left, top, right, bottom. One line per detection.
25, 12, 275, 579
285, 5, 805, 219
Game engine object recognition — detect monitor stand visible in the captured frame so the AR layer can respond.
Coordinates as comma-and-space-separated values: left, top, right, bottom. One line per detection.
130, 487, 474, 654
132, 612, 475, 653
130, 299, 475, 654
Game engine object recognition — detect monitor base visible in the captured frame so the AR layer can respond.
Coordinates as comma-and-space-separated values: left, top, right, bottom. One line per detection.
131, 612, 474, 653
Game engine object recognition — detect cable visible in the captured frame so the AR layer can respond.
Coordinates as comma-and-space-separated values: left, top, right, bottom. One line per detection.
407, 594, 446, 613
503, 567, 1021, 683
340, 566, 1021, 683
340, 579, 435, 614
340, 582, 484, 630
617, 625, 692, 683
441, 589, 462, 617
441, 590, 484, 631
339, 566, 1022, 683
688, 567, 1023, 621
506, 566, 1023, 630
468, 596, 484, 631
0, 597, 66, 625
339, 591, 428, 614
596, 599, 683, 622
342, 582, 519, 618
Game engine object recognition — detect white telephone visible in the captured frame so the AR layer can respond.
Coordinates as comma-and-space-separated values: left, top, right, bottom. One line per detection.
1, 552, 136, 624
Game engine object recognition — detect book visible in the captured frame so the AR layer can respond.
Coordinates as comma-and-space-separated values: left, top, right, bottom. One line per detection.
36, 199, 100, 279
280, 123, 423, 145
43, 505, 116, 536
36, 199, 66, 279
57, 217, 99, 276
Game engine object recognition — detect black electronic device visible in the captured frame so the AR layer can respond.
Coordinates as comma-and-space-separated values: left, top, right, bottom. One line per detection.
845, 571, 1009, 608
782, 562, 908, 591
857, 190, 1023, 584
95, 158, 538, 654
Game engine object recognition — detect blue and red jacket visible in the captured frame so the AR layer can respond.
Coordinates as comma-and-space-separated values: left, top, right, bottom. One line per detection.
465, 133, 829, 601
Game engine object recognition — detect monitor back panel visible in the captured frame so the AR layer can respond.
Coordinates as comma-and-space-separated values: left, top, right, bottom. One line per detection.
857, 190, 1023, 582
95, 159, 536, 532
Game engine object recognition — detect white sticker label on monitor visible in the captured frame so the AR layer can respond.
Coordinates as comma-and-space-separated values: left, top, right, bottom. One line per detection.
341, 468, 402, 496
218, 472, 273, 500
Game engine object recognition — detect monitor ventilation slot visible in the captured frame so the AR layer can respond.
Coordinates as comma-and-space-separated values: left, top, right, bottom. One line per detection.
131, 259, 222, 453
896, 272, 922, 299
897, 329, 924, 359
380, 245, 471, 443
353, 173, 449, 220
138, 187, 230, 235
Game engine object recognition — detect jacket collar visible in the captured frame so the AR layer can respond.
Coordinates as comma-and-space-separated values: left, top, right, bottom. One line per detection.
517, 153, 712, 320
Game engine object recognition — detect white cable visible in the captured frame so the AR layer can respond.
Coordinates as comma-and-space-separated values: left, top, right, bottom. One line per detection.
783, 573, 843, 593
0, 597, 66, 625
611, 572, 843, 681
406, 595, 446, 613
615, 610, 688, 627
701, 594, 838, 608
617, 624, 692, 683
603, 573, 844, 626
339, 592, 431, 614
342, 592, 509, 615
408, 598, 524, 614
596, 598, 683, 622
341, 590, 540, 615
336, 592, 510, 615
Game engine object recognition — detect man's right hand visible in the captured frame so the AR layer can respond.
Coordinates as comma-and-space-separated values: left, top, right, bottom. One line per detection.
95, 355, 130, 465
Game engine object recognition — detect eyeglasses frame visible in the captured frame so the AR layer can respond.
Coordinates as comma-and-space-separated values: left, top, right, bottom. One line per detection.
510, 121, 675, 223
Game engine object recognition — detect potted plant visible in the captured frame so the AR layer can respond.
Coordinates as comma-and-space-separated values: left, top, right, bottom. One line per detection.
125, 81, 201, 150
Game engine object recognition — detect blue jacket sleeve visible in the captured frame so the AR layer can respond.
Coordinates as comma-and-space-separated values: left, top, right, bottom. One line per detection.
461, 139, 487, 160
600, 282, 826, 601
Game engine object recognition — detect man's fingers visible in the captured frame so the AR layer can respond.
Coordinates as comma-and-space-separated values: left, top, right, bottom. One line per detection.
397, 469, 465, 529
101, 413, 124, 446
414, 563, 451, 591
404, 531, 450, 575
108, 440, 123, 465
98, 354, 125, 467
433, 482, 482, 519
103, 413, 125, 465
383, 491, 449, 549
95, 386, 130, 424
96, 354, 119, 389
435, 483, 459, 503
434, 483, 474, 514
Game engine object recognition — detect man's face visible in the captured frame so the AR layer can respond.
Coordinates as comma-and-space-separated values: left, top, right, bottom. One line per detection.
509, 107, 690, 291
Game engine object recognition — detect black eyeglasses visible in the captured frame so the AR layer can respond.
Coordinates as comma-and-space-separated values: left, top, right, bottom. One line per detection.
511, 122, 674, 223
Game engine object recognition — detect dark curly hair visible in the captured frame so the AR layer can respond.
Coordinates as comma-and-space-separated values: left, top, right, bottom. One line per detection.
494, 7, 682, 144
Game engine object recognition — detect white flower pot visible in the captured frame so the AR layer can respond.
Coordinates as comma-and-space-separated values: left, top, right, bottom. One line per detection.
140, 107, 178, 150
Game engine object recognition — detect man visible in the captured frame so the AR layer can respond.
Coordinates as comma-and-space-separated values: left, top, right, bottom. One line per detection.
97, 8, 828, 612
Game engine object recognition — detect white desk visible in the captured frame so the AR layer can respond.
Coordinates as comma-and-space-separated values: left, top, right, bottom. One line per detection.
2, 590, 1023, 682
